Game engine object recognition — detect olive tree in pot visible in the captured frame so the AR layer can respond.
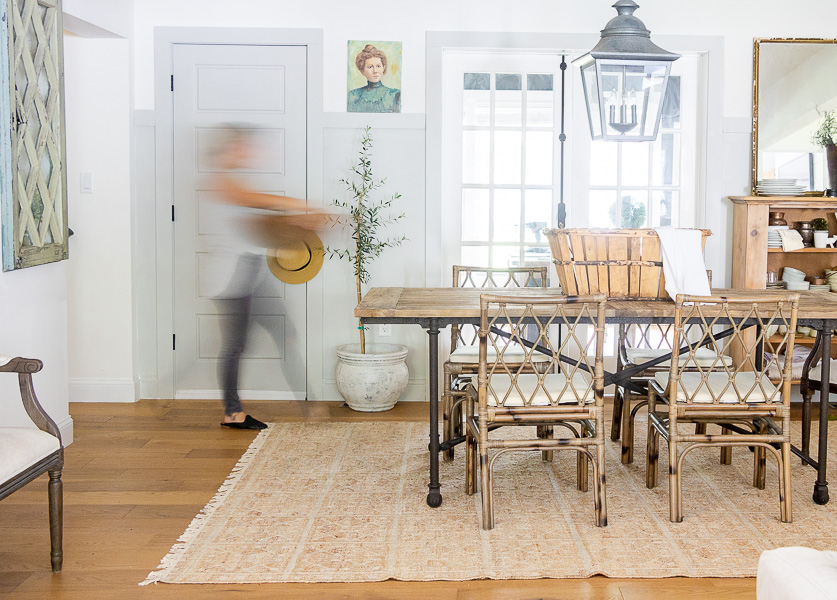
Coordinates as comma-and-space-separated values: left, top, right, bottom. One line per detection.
812, 109, 837, 192
326, 127, 408, 411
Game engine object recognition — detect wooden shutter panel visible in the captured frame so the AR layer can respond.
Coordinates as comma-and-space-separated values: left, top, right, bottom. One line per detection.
1, 0, 67, 270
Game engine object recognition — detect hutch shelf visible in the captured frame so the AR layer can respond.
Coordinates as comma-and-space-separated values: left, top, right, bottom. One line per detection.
730, 195, 837, 365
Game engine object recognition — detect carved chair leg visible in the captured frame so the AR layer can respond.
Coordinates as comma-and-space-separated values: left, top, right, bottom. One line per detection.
48, 469, 63, 573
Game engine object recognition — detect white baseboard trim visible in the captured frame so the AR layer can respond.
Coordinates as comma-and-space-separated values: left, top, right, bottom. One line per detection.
175, 390, 306, 401
57, 415, 74, 446
69, 378, 139, 403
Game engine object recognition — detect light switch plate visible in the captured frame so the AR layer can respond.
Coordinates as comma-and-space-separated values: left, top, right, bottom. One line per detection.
80, 172, 93, 194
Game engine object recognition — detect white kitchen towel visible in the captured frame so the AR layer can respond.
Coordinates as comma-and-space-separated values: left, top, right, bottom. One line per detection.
654, 227, 711, 300
777, 229, 805, 252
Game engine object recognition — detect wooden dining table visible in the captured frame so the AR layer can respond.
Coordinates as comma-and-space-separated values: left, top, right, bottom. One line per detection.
356, 287, 837, 508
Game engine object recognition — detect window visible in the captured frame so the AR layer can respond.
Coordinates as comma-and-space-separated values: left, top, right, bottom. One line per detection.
577, 54, 702, 230
442, 52, 564, 272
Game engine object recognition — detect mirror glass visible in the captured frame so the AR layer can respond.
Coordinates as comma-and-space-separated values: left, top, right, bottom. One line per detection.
753, 39, 837, 194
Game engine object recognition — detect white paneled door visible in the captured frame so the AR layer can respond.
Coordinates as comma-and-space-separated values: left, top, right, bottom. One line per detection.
172, 44, 308, 400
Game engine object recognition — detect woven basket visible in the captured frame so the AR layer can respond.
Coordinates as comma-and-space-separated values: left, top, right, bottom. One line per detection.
543, 228, 711, 300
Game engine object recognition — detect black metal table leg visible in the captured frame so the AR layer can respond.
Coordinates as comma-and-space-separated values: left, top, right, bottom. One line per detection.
814, 321, 833, 505
426, 319, 442, 507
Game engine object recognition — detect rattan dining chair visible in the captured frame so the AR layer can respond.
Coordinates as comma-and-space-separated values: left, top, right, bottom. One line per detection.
645, 293, 799, 523
442, 265, 550, 461
464, 293, 608, 529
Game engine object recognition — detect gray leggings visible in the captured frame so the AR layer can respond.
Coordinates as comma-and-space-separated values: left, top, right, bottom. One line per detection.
216, 294, 252, 416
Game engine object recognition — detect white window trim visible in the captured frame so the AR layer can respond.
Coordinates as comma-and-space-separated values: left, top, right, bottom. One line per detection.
426, 32, 725, 285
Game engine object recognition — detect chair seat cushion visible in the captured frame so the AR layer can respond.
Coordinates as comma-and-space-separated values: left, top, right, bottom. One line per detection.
0, 427, 60, 483
757, 547, 837, 600
626, 347, 732, 368
450, 344, 551, 364
472, 372, 594, 406
654, 371, 778, 404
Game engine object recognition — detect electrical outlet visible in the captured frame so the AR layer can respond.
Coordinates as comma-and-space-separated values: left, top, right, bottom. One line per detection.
378, 324, 392, 337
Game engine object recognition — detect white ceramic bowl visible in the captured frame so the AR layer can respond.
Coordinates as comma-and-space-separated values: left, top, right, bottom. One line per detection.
783, 266, 805, 277
782, 272, 806, 283
786, 281, 810, 291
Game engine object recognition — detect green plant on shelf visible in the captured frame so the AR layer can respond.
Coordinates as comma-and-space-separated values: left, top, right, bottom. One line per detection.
812, 217, 829, 231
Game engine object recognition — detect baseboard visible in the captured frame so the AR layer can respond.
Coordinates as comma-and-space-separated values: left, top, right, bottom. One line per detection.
57, 415, 74, 446
68, 378, 139, 403
175, 390, 306, 401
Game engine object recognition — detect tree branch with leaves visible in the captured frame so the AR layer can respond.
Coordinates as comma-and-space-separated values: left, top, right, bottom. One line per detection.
325, 126, 406, 353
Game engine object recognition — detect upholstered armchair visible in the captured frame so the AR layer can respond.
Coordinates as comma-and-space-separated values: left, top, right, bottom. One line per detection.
0, 356, 64, 572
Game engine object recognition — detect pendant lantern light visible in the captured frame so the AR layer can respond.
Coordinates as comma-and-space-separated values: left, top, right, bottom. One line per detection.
576, 0, 679, 141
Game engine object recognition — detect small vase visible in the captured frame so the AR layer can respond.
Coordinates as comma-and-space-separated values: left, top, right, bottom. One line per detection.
768, 212, 787, 226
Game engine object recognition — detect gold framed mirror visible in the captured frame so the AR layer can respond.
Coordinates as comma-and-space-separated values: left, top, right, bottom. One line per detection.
752, 38, 837, 195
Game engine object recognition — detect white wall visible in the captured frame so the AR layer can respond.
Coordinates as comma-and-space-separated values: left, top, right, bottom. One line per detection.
63, 35, 136, 403
63, 0, 133, 39
131, 0, 837, 117
71, 0, 833, 404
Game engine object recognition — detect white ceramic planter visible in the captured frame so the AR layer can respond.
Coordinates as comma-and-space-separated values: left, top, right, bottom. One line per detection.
335, 343, 409, 412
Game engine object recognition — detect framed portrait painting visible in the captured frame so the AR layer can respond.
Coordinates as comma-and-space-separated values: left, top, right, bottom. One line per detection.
347, 40, 402, 113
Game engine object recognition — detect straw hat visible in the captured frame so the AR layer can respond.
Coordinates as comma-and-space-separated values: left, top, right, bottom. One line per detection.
264, 224, 324, 285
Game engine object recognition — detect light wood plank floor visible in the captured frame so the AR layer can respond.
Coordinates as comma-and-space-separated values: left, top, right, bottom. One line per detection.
0, 400, 757, 599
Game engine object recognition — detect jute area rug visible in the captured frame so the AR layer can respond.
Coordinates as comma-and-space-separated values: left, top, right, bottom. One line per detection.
143, 419, 837, 584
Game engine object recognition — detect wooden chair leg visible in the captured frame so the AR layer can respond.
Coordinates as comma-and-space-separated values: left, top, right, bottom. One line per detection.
720, 426, 732, 465
595, 443, 608, 527
48, 469, 63, 573
577, 422, 589, 492
754, 423, 767, 490
669, 438, 682, 522
611, 388, 624, 442
646, 390, 659, 489
442, 371, 455, 462
781, 441, 793, 523
621, 393, 634, 464
801, 387, 813, 463
537, 425, 554, 462
479, 447, 493, 529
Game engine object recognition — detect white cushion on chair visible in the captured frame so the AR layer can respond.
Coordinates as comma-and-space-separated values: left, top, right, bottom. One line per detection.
625, 347, 732, 367
654, 371, 778, 404
450, 345, 551, 364
0, 427, 60, 483
471, 372, 595, 406
757, 547, 837, 600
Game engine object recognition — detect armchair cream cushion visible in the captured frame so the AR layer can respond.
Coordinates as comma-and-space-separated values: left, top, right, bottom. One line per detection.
0, 427, 61, 483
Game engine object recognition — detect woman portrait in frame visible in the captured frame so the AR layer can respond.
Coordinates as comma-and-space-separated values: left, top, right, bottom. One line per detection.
347, 41, 402, 113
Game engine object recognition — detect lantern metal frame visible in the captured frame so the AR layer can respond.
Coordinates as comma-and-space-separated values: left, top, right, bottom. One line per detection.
576, 0, 679, 142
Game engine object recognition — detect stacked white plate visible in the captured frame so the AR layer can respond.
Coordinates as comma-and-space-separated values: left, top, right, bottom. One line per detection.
786, 281, 810, 291
757, 179, 806, 196
767, 225, 788, 248
810, 284, 831, 292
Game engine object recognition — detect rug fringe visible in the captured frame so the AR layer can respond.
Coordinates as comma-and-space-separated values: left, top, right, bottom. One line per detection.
140, 424, 276, 586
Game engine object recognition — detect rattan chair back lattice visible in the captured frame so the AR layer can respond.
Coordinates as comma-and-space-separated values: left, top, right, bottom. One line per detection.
464, 293, 608, 529
442, 265, 549, 461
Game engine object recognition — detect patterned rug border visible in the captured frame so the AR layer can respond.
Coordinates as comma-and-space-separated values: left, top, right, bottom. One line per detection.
140, 424, 276, 586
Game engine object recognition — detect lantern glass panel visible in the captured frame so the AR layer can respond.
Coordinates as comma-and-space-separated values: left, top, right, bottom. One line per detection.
598, 59, 671, 141
580, 60, 603, 139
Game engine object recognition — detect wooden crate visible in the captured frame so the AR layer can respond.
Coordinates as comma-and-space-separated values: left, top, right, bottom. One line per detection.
543, 228, 711, 299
